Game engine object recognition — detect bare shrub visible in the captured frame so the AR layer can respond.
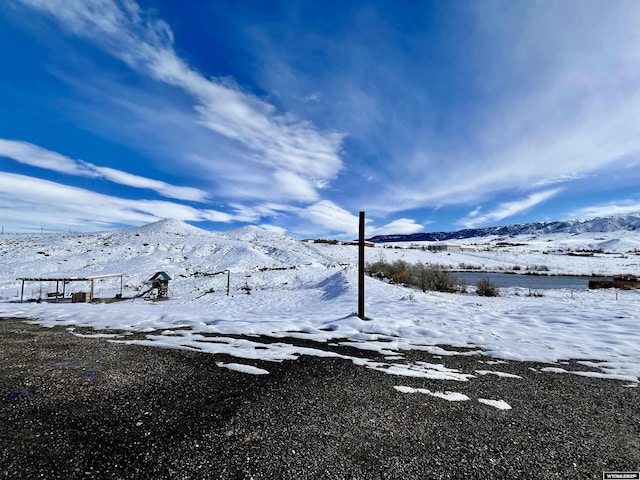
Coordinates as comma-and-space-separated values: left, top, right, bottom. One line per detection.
388, 260, 410, 284
476, 277, 499, 297
366, 259, 410, 283
412, 263, 459, 292
367, 260, 460, 293
527, 264, 549, 272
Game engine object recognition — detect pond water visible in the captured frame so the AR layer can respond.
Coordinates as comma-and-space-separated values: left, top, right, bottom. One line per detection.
455, 271, 610, 290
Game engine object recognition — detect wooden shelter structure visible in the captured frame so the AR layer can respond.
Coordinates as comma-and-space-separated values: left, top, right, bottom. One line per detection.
17, 274, 124, 303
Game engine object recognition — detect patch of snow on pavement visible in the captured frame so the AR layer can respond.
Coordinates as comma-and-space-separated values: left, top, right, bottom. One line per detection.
475, 370, 523, 379
67, 328, 124, 339
540, 366, 637, 383
360, 360, 474, 381
478, 399, 512, 410
394, 386, 470, 402
215, 362, 270, 375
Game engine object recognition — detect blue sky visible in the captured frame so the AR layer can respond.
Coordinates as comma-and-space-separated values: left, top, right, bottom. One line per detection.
1, 0, 640, 238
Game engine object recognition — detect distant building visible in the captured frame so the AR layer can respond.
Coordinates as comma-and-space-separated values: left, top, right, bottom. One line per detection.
343, 241, 375, 247
425, 243, 461, 252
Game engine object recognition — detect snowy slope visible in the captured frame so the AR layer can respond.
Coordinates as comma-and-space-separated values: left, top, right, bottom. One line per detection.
373, 230, 640, 276
1, 219, 639, 391
0, 219, 348, 299
369, 213, 640, 242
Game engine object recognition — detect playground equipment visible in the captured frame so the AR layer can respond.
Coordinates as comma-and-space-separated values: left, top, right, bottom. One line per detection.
135, 271, 172, 300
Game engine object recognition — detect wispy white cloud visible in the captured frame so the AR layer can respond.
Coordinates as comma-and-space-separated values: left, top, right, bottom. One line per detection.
467, 206, 482, 218
301, 200, 361, 236
227, 202, 300, 224
270, 170, 319, 202
0, 138, 95, 176
0, 172, 233, 232
300, 202, 424, 238
90, 166, 208, 202
570, 201, 640, 220
460, 189, 561, 228
0, 139, 208, 202
381, 3, 640, 216
371, 218, 424, 236
12, 1, 640, 236
17, 0, 344, 205
254, 2, 640, 224
257, 224, 287, 235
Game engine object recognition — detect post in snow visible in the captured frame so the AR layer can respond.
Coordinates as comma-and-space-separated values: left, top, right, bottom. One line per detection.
358, 211, 366, 320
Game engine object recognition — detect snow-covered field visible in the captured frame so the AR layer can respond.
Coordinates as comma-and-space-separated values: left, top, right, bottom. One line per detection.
1, 219, 639, 396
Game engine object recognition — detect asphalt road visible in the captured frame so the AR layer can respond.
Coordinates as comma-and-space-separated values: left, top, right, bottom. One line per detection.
1, 318, 638, 479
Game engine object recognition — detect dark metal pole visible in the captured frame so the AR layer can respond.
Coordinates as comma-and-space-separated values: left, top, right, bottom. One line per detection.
21, 280, 25, 303
358, 211, 366, 320
226, 270, 230, 296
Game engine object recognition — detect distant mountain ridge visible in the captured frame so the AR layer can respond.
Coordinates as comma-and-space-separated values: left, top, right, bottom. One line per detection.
367, 214, 640, 243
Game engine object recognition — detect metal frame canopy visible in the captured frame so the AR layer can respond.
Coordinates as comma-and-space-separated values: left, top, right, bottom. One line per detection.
16, 274, 124, 303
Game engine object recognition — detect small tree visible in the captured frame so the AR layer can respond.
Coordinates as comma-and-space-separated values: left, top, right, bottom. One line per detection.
476, 277, 499, 297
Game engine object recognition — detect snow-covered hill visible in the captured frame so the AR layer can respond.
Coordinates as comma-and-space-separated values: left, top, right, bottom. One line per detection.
0, 219, 355, 299
0, 219, 639, 389
369, 213, 640, 243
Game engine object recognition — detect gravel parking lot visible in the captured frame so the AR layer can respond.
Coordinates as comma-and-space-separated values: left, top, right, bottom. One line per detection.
1, 318, 638, 479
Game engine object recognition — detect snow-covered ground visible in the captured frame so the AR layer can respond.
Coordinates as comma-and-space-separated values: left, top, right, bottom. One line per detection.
372, 230, 640, 276
1, 219, 639, 395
